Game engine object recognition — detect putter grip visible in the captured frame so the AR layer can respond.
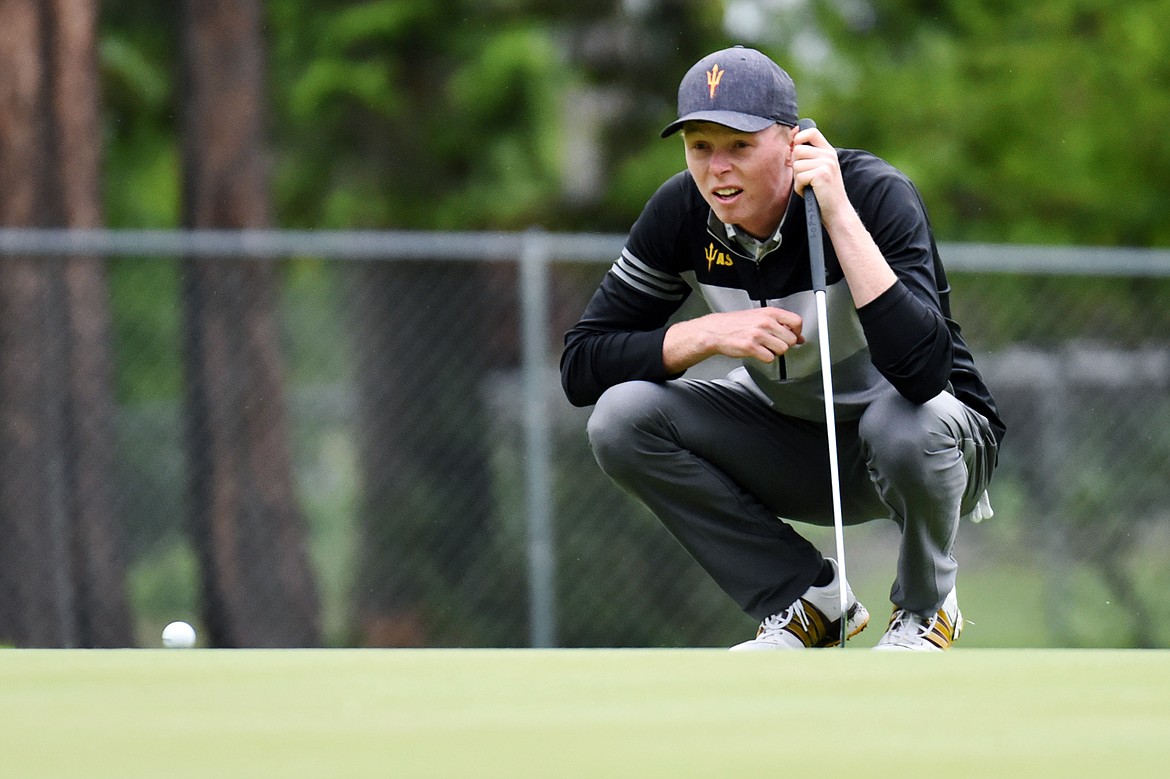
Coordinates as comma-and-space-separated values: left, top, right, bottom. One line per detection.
797, 118, 826, 292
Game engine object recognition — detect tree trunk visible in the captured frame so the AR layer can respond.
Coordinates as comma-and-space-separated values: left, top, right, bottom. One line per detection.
179, 0, 321, 647
0, 0, 132, 647
49, 0, 134, 647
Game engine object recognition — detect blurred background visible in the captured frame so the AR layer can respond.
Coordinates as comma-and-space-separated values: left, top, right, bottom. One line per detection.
0, 0, 1167, 648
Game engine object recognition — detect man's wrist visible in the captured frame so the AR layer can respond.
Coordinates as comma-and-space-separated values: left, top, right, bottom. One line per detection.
663, 319, 710, 373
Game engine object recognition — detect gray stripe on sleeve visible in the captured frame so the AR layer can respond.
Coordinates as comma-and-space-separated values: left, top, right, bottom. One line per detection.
610, 249, 688, 301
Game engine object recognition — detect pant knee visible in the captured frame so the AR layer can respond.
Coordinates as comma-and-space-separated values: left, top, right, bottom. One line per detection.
859, 393, 944, 483
586, 381, 665, 477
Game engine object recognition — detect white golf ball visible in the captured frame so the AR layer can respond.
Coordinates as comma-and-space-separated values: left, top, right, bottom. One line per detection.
162, 620, 197, 648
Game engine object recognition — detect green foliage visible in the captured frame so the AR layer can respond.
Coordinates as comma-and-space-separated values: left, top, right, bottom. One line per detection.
432, 26, 566, 227
808, 0, 1170, 245
106, 259, 182, 402
98, 1, 731, 232
270, 0, 571, 229
98, 7, 179, 228
99, 35, 169, 111
98, 1, 1170, 240
605, 137, 688, 221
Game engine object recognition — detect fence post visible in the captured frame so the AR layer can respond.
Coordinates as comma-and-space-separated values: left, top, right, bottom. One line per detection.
520, 228, 557, 647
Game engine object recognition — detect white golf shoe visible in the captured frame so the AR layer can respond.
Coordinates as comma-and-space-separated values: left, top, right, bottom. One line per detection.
730, 559, 870, 651
873, 588, 963, 651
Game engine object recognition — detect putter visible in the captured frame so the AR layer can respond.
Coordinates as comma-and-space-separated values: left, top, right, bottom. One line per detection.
798, 118, 850, 647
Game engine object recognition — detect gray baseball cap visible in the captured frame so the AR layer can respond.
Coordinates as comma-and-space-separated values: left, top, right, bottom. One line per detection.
660, 46, 798, 138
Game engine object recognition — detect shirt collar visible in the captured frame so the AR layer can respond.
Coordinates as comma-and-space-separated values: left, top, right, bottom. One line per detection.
725, 211, 787, 260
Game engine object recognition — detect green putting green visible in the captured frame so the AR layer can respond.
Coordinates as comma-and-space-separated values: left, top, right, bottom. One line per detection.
4, 648, 1167, 778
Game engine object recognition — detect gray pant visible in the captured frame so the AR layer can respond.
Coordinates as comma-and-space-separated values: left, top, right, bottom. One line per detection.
586, 378, 999, 620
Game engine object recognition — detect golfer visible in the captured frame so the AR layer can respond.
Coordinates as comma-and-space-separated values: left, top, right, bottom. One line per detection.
560, 46, 1004, 650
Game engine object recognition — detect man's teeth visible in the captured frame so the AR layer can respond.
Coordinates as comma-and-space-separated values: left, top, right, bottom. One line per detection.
715, 188, 740, 196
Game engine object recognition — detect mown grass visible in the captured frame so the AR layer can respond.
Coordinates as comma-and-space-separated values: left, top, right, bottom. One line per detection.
3, 647, 1167, 778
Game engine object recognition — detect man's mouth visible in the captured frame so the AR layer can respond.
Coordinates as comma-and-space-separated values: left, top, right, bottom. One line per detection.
713, 187, 742, 202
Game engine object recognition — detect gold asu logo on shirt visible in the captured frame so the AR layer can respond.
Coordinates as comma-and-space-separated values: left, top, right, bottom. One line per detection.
705, 243, 734, 271
706, 64, 724, 99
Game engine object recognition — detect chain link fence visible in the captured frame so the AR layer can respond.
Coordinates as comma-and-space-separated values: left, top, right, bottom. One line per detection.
1, 230, 1168, 648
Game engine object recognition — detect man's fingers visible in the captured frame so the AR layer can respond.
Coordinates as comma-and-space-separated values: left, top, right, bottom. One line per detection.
756, 318, 804, 358
767, 323, 800, 348
693, 308, 806, 361
757, 311, 803, 354
792, 127, 837, 193
793, 124, 826, 148
761, 307, 803, 340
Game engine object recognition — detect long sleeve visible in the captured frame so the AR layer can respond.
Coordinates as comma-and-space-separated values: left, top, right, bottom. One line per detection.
857, 280, 952, 403
560, 272, 685, 407
850, 162, 954, 403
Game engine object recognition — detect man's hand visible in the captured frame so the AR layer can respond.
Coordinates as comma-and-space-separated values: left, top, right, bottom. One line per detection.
791, 123, 898, 309
792, 124, 850, 225
663, 307, 804, 373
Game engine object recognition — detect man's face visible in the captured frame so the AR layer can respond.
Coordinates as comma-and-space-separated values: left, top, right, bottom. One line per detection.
682, 122, 795, 240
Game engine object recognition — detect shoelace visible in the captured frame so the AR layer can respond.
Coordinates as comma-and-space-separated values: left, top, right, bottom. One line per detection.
886, 608, 935, 639
761, 600, 812, 635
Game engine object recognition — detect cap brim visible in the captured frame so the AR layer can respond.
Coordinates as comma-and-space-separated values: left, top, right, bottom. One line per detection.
660, 111, 778, 138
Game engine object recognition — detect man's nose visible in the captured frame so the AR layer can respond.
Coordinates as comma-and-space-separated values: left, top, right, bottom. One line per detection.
710, 148, 732, 174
